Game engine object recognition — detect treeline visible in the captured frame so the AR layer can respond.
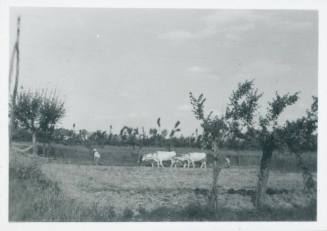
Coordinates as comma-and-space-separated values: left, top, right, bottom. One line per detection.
12, 122, 317, 151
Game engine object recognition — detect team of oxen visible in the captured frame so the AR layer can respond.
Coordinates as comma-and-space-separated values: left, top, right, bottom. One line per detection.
141, 151, 231, 168
92, 149, 231, 168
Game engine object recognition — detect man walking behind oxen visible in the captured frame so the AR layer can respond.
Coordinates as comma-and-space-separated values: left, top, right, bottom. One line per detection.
93, 148, 101, 165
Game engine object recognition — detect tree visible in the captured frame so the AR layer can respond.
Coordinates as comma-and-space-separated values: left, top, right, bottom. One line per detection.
281, 96, 317, 193
167, 121, 181, 151
224, 81, 299, 207
161, 129, 168, 139
189, 92, 229, 213
253, 92, 299, 207
38, 91, 65, 154
9, 17, 21, 148
107, 125, 113, 144
14, 91, 42, 155
120, 126, 139, 146
169, 121, 181, 137
190, 80, 300, 210
119, 126, 145, 163
156, 117, 162, 146
189, 81, 262, 212
157, 118, 161, 132
14, 90, 65, 155
89, 130, 107, 148
79, 129, 94, 151
152, 118, 181, 149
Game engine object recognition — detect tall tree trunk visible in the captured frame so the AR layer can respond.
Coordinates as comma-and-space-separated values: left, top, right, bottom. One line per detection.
136, 145, 143, 165
32, 131, 37, 155
9, 17, 21, 149
9, 46, 17, 148
47, 142, 52, 157
211, 157, 222, 213
294, 152, 316, 193
254, 146, 273, 208
209, 142, 223, 214
42, 143, 46, 155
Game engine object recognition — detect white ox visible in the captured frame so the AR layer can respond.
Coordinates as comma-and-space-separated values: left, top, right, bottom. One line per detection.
153, 151, 176, 168
172, 154, 189, 168
173, 152, 207, 168
141, 153, 157, 167
172, 154, 231, 169
187, 152, 207, 168
141, 151, 176, 168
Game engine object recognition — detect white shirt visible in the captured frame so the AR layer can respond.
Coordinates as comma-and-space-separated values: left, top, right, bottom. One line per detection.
94, 151, 101, 159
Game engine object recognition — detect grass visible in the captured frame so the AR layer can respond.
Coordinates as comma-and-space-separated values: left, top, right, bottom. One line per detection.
40, 163, 316, 217
134, 201, 316, 221
9, 152, 117, 221
41, 164, 309, 192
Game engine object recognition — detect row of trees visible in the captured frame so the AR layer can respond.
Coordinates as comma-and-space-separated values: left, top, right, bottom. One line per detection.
13, 117, 268, 149
13, 118, 317, 152
14, 124, 314, 151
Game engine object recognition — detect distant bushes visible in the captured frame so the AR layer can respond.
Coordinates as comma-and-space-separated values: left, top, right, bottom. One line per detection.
13, 127, 317, 151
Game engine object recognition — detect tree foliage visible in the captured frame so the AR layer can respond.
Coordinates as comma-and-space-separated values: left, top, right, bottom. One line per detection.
281, 96, 318, 153
189, 92, 225, 149
14, 91, 42, 132
189, 93, 206, 120
266, 92, 299, 121
226, 80, 262, 126
190, 80, 263, 150
189, 79, 309, 208
13, 89, 65, 154
38, 92, 66, 142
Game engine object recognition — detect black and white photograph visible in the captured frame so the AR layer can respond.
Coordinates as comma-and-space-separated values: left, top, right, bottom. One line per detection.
2, 1, 327, 227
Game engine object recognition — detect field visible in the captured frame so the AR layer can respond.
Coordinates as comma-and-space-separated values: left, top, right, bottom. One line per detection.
27, 142, 317, 172
9, 143, 317, 221
41, 164, 315, 214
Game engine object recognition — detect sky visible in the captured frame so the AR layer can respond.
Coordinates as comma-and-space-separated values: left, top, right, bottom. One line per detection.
10, 8, 318, 135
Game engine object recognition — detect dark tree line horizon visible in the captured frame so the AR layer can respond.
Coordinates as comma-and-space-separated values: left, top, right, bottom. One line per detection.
12, 109, 317, 152
11, 117, 317, 152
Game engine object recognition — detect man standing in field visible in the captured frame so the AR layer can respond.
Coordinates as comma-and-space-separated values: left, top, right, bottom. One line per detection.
93, 148, 101, 165
225, 157, 231, 168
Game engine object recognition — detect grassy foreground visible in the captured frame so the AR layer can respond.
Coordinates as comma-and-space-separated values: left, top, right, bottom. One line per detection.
9, 152, 316, 221
9, 152, 120, 221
